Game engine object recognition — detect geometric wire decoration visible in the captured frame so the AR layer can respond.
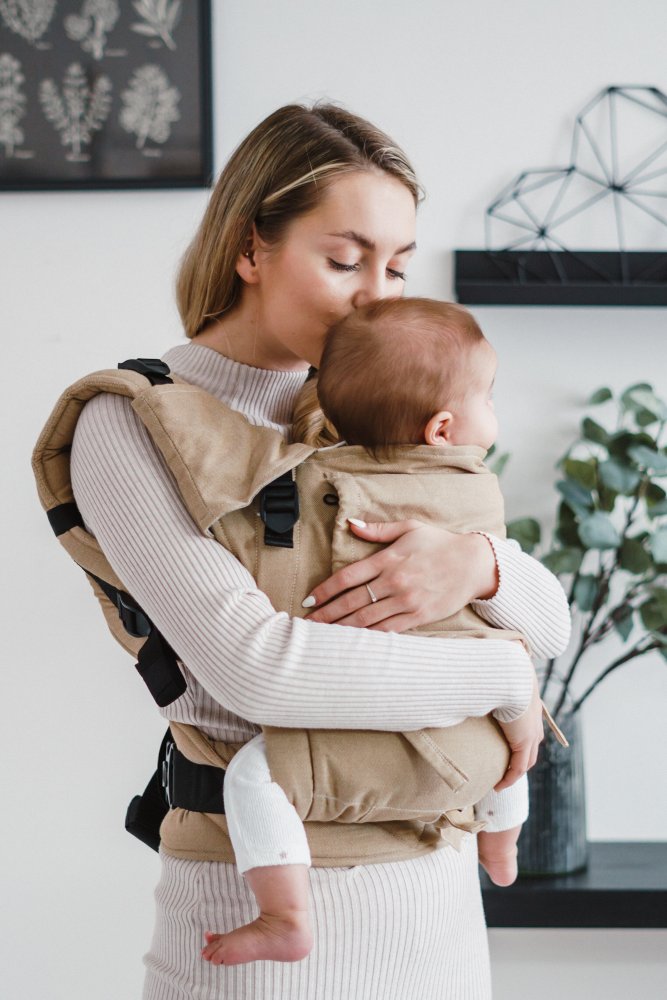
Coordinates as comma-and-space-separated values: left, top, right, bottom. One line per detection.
486, 87, 667, 258
455, 86, 667, 304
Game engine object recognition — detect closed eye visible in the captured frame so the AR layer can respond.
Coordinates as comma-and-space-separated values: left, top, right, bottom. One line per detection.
328, 259, 360, 272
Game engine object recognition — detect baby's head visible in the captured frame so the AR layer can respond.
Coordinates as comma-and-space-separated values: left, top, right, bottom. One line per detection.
317, 298, 498, 455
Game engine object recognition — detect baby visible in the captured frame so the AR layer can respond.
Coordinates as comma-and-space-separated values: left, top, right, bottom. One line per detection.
203, 298, 529, 967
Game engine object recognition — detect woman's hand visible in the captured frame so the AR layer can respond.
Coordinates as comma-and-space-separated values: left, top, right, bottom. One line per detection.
493, 671, 544, 790
304, 519, 499, 631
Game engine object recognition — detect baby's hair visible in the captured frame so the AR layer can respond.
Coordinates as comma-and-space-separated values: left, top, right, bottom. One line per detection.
317, 298, 487, 455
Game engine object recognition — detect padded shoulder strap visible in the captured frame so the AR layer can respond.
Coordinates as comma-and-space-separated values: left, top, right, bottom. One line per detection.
32, 360, 175, 520
31, 359, 187, 707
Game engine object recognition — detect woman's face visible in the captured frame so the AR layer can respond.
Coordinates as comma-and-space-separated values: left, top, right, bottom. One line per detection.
244, 170, 417, 369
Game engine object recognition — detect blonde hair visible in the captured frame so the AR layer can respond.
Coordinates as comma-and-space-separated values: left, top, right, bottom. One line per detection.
317, 299, 487, 455
175, 102, 421, 442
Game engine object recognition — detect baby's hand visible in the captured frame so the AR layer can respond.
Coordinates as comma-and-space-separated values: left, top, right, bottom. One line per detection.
477, 825, 521, 886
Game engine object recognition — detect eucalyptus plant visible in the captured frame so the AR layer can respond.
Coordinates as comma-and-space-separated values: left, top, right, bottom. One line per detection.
504, 383, 667, 724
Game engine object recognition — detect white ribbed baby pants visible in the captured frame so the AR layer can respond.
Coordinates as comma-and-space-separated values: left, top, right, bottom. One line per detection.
223, 731, 312, 873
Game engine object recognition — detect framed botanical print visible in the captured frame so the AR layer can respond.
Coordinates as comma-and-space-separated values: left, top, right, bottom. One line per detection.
0, 0, 213, 190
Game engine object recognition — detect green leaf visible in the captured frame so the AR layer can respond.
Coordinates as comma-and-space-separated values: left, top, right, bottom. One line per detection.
620, 383, 652, 410
640, 593, 667, 632
541, 547, 584, 575
581, 417, 609, 446
614, 608, 634, 642
488, 452, 510, 477
506, 517, 541, 554
597, 458, 642, 495
608, 430, 655, 461
636, 408, 660, 428
648, 500, 667, 520
556, 501, 582, 547
578, 511, 621, 550
588, 387, 612, 405
628, 446, 667, 475
563, 458, 597, 489
574, 574, 598, 611
557, 479, 595, 517
649, 530, 667, 565
647, 482, 667, 504
597, 482, 618, 512
623, 387, 667, 422
620, 538, 652, 574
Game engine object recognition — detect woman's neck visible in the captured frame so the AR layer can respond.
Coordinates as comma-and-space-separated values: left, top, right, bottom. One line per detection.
193, 299, 310, 374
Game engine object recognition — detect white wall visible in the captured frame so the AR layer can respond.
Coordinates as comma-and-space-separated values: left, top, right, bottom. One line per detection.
3, 1, 666, 997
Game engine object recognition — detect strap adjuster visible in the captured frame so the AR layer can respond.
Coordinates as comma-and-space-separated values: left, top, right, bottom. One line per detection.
116, 591, 152, 638
161, 739, 176, 808
259, 471, 299, 548
118, 358, 172, 386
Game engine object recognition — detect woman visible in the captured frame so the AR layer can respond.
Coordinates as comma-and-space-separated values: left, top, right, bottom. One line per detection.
71, 103, 570, 999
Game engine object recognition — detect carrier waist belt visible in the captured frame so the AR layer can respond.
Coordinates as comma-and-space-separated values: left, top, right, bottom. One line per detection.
162, 739, 226, 814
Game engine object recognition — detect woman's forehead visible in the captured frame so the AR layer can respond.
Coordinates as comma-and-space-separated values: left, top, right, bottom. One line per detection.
303, 171, 417, 248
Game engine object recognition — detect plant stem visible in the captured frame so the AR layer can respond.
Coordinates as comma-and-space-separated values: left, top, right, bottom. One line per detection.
570, 640, 661, 713
553, 554, 610, 719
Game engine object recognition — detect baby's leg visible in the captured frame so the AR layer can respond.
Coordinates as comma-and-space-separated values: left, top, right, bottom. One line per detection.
201, 733, 313, 966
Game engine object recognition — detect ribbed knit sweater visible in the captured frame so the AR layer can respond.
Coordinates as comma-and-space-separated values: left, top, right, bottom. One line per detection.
70, 340, 571, 1000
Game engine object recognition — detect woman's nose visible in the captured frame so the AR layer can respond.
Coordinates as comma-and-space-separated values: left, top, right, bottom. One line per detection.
351, 269, 398, 308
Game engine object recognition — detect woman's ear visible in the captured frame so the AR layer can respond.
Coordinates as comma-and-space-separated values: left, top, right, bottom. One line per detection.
424, 410, 454, 445
236, 224, 260, 284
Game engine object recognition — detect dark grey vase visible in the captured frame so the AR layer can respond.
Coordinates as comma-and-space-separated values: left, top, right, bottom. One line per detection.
517, 710, 588, 876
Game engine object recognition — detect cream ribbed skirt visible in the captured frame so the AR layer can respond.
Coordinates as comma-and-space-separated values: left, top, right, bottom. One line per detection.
143, 835, 491, 999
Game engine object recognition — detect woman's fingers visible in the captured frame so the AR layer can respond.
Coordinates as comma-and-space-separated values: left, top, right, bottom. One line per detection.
302, 519, 421, 613
494, 672, 544, 790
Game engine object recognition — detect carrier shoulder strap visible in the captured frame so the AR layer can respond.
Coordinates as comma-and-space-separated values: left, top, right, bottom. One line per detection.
33, 357, 186, 707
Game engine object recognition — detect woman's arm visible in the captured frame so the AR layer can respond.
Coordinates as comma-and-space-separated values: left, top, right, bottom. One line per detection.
70, 393, 534, 733
471, 533, 571, 660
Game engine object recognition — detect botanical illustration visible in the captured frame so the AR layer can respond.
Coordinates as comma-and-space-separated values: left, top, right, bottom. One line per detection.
0, 0, 56, 46
119, 63, 179, 152
0, 52, 28, 156
39, 62, 112, 161
64, 0, 120, 61
130, 0, 181, 50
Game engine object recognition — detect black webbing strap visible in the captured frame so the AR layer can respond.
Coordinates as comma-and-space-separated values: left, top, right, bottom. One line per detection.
259, 470, 300, 548
85, 569, 186, 706
125, 729, 226, 852
161, 737, 226, 814
47, 503, 84, 536
125, 729, 172, 852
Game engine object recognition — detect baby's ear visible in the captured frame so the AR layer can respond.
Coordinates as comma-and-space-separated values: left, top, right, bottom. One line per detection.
424, 410, 453, 445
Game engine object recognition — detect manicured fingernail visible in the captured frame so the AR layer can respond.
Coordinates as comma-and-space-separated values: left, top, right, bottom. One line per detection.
302, 595, 317, 608
347, 517, 367, 528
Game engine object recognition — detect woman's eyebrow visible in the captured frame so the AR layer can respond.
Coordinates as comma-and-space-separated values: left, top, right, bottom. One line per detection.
326, 230, 416, 254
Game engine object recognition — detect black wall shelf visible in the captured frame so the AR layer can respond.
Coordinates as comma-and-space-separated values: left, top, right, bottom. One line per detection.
455, 250, 667, 306
481, 841, 667, 928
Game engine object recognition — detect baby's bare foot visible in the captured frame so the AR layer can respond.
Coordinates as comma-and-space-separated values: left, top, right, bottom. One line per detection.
479, 850, 518, 886
202, 910, 313, 966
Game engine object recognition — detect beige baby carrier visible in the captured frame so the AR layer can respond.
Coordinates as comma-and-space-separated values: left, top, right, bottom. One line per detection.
32, 357, 523, 868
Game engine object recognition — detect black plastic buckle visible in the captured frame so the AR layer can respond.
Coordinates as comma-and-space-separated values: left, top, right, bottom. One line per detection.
259, 472, 299, 548
116, 591, 152, 638
118, 358, 172, 385
161, 739, 176, 808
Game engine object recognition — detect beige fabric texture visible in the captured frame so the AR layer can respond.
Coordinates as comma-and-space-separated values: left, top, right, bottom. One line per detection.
33, 369, 523, 867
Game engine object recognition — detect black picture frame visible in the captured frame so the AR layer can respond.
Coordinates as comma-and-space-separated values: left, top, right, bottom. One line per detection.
0, 0, 213, 191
